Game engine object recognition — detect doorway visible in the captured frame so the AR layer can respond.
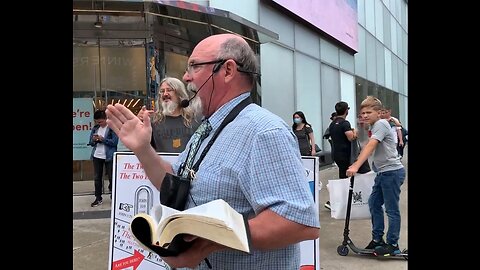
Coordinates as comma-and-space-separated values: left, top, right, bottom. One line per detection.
73, 38, 147, 195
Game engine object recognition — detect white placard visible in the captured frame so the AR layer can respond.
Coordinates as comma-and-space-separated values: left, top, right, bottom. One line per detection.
299, 156, 321, 270
108, 152, 321, 270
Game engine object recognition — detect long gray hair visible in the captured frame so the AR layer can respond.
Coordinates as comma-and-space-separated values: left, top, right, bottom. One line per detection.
152, 77, 201, 127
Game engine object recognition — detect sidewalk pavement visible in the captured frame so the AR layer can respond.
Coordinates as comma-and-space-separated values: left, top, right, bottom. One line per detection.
73, 150, 408, 270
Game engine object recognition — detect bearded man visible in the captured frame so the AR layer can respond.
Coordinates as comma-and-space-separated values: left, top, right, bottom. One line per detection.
138, 77, 202, 152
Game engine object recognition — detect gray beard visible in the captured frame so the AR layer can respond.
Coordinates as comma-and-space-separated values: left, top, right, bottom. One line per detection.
187, 83, 197, 93
186, 83, 203, 112
161, 101, 179, 116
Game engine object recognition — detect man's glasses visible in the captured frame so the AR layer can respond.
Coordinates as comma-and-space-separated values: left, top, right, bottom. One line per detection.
159, 88, 175, 94
185, 59, 225, 74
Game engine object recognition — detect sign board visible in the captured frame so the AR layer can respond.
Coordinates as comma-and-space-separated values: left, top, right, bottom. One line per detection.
73, 98, 94, 160
108, 152, 321, 270
299, 156, 321, 270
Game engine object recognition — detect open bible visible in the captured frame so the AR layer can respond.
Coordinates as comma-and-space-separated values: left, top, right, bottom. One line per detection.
130, 199, 251, 257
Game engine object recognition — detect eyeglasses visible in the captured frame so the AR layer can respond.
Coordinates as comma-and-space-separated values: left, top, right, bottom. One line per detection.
185, 59, 225, 74
159, 88, 175, 94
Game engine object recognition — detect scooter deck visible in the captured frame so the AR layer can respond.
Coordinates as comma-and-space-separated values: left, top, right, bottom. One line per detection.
374, 251, 408, 258
348, 245, 408, 258
366, 247, 408, 257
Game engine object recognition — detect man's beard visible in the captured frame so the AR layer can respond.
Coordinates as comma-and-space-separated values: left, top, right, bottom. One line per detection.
161, 100, 179, 116
186, 83, 203, 112
187, 83, 198, 94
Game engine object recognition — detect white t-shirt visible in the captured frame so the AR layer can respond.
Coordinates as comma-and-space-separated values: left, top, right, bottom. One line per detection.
93, 126, 107, 159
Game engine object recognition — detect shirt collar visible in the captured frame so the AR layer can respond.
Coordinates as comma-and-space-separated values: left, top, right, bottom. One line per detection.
206, 92, 251, 131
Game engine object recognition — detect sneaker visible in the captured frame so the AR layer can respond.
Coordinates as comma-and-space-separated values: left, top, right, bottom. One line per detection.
324, 201, 331, 210
374, 243, 401, 256
91, 199, 103, 207
365, 239, 386, 249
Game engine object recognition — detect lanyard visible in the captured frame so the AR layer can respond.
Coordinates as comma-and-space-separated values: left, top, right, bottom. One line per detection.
179, 96, 252, 179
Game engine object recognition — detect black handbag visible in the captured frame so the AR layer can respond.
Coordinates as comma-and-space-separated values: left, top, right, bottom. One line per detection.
357, 158, 371, 174
160, 173, 191, 211
351, 139, 371, 174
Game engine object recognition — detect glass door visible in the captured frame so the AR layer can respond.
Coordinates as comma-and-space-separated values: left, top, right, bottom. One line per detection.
73, 38, 147, 195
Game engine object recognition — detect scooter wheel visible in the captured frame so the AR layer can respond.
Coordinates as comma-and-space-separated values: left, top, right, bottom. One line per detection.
337, 245, 349, 256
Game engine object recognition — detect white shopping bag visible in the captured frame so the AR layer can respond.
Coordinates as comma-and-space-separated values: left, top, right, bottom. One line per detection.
328, 171, 376, 220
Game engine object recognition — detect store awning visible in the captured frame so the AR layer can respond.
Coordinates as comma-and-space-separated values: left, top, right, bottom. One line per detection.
73, 0, 279, 44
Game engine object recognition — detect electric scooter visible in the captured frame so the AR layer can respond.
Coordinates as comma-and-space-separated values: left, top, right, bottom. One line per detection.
336, 175, 408, 260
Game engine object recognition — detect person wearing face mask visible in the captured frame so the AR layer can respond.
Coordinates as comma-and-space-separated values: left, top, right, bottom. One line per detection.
292, 111, 316, 156
137, 77, 202, 152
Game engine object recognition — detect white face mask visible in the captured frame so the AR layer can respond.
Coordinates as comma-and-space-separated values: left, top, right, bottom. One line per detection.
293, 118, 302, 124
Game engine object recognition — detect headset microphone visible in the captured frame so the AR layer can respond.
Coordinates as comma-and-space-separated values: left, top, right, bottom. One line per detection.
180, 95, 194, 108
180, 73, 214, 108
180, 60, 225, 108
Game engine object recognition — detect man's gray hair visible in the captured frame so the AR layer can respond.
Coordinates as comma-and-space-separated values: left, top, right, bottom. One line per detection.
217, 37, 259, 85
153, 77, 200, 127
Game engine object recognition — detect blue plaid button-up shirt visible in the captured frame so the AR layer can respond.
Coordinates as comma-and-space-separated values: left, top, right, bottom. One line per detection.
172, 93, 320, 270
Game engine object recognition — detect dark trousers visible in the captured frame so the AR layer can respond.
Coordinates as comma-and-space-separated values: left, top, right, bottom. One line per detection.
334, 159, 350, 179
93, 157, 113, 200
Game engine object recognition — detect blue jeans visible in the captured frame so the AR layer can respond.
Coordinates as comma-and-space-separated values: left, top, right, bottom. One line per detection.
369, 168, 405, 245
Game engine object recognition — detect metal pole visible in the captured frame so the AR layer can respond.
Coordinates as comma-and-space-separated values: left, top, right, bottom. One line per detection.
97, 38, 106, 195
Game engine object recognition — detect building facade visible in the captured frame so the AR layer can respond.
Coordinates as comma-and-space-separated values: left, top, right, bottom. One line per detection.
73, 0, 408, 193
